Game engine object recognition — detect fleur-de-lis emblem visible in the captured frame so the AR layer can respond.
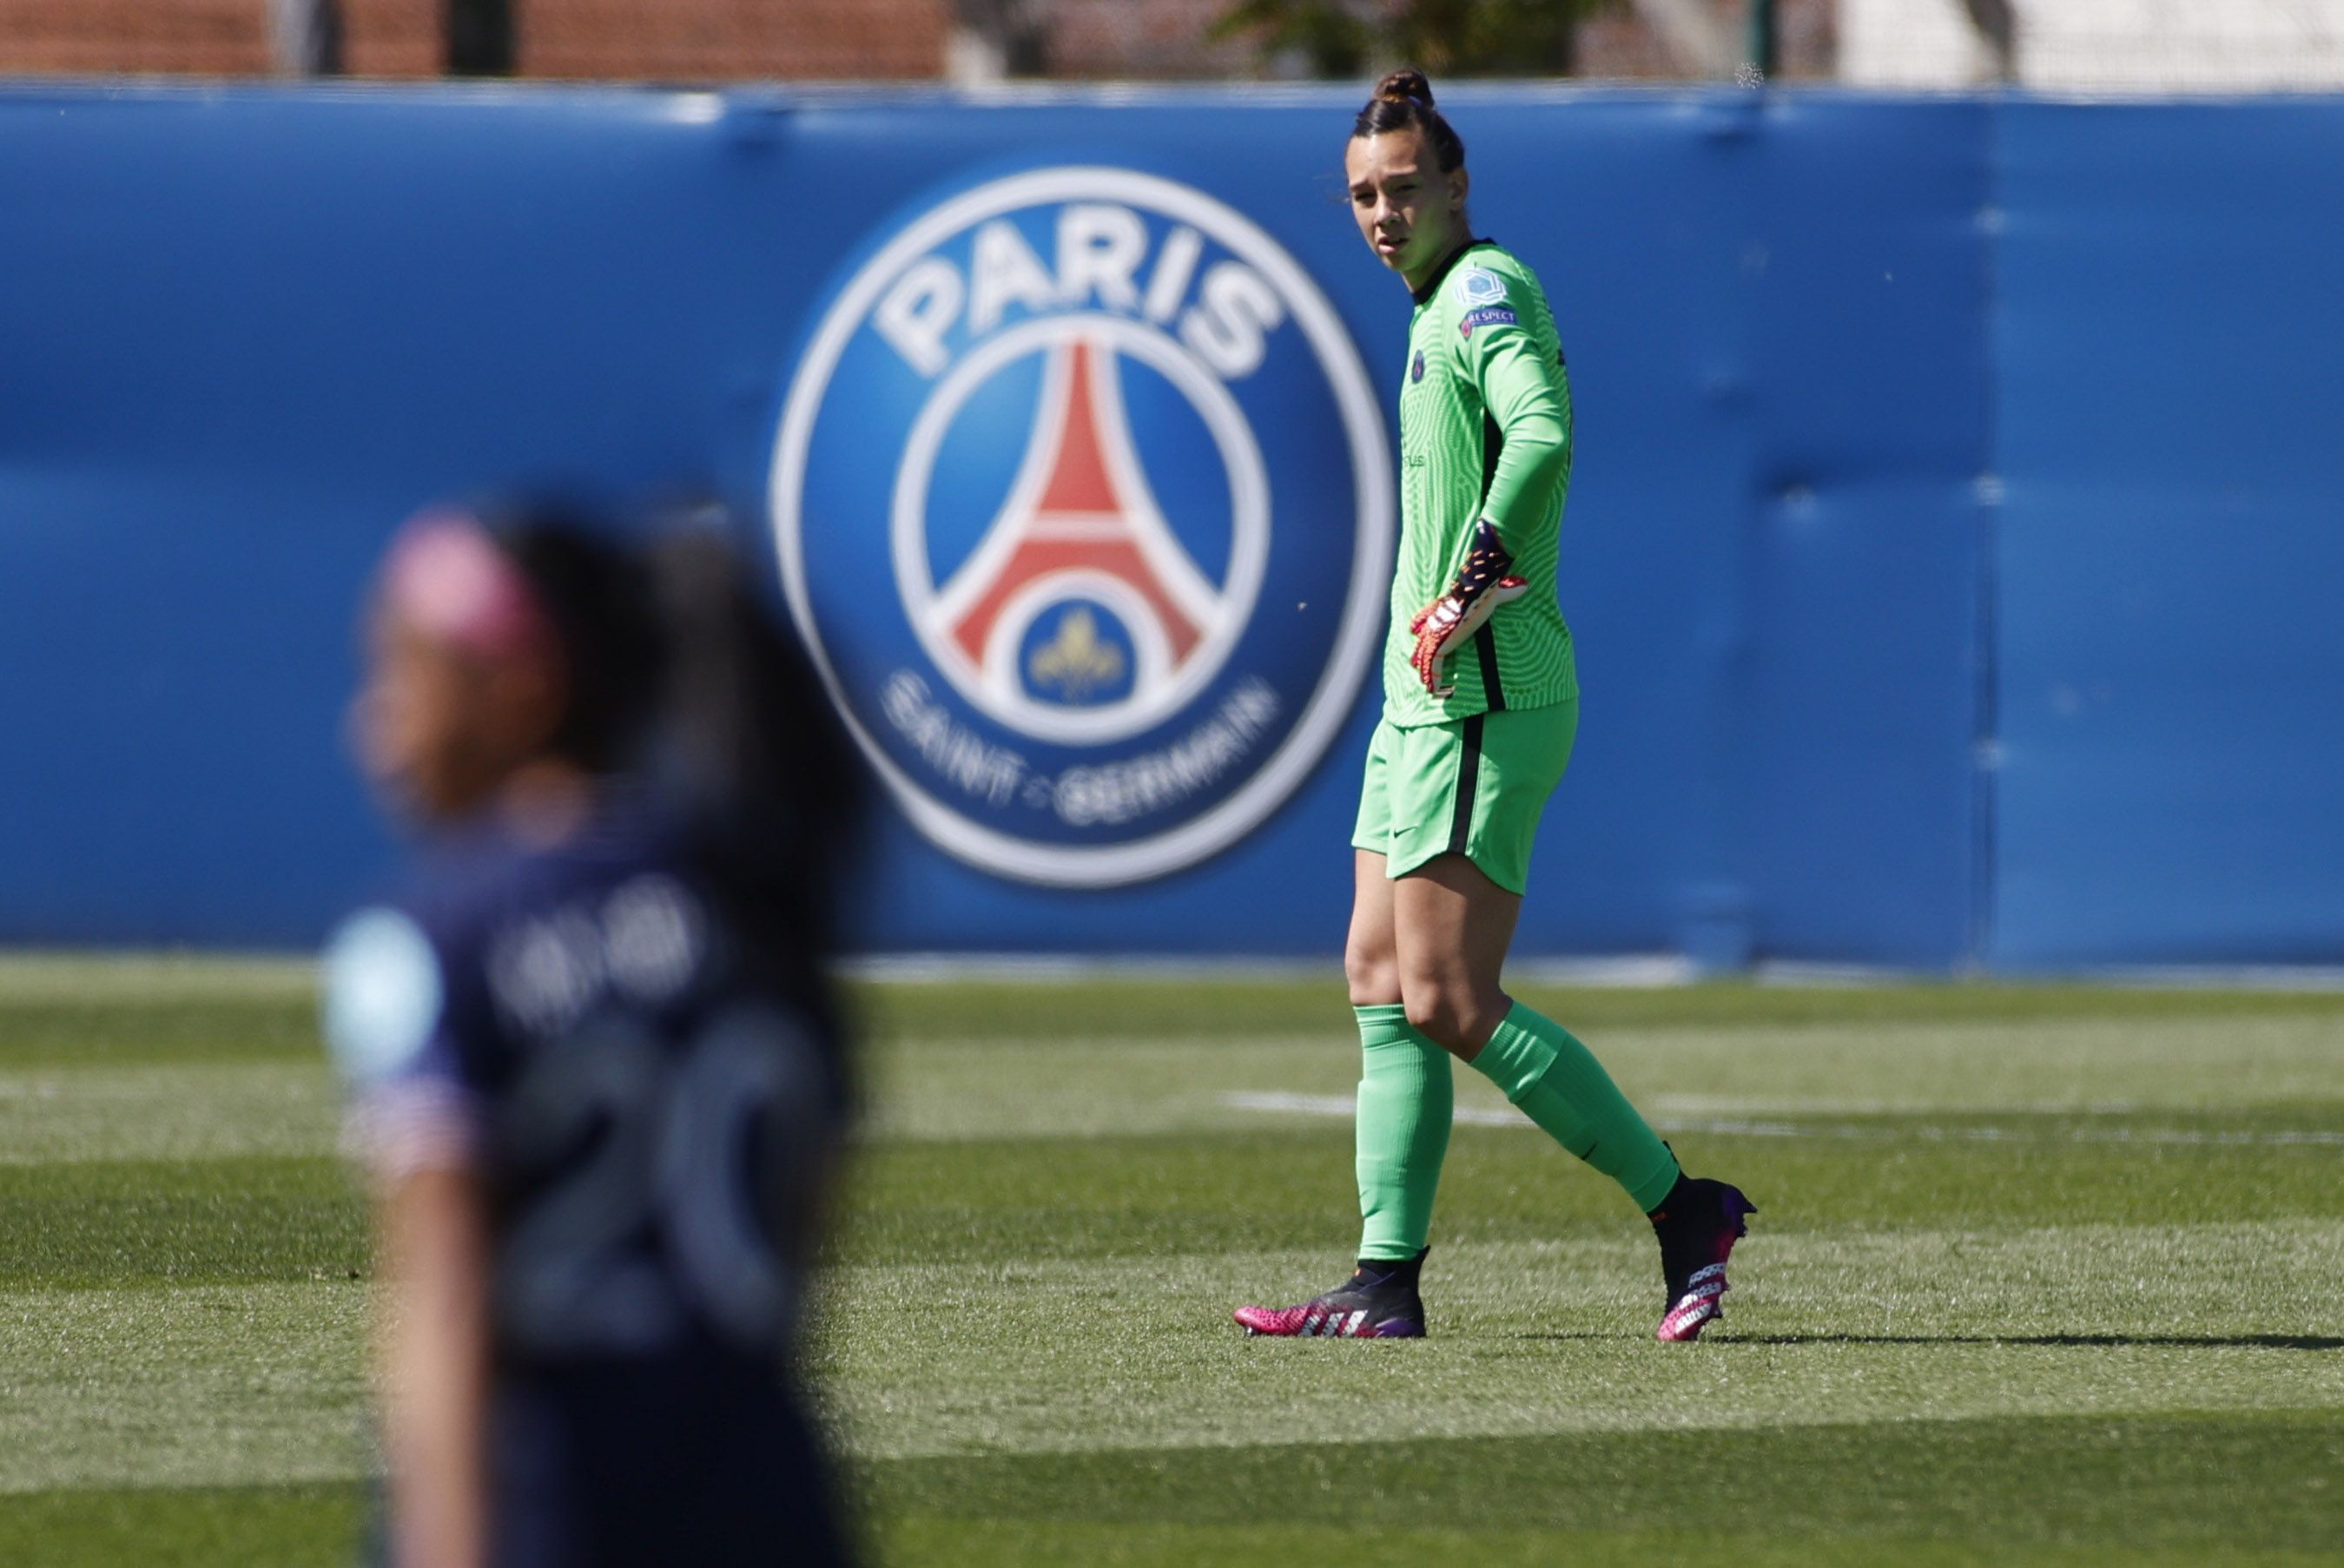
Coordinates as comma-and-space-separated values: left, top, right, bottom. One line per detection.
1028, 607, 1126, 701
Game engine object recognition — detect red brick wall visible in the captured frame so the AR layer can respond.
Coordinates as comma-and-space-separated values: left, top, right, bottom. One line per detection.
0, 0, 948, 78
342, 0, 441, 76
522, 0, 947, 80
0, 0, 268, 75
0, 0, 1826, 82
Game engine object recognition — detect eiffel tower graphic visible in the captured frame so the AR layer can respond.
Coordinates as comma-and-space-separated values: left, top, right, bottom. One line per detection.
930, 335, 1221, 706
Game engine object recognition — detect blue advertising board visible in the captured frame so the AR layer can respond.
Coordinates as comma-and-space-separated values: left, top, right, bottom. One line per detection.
1988, 100, 2344, 967
1, 82, 2338, 967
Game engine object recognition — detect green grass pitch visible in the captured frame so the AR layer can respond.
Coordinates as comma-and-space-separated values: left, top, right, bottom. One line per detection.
0, 954, 2339, 1565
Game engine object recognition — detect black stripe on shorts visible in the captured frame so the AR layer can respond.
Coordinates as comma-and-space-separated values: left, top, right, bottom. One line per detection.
1448, 714, 1486, 857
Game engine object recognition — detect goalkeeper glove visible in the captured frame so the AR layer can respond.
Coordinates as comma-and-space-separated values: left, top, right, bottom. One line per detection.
1409, 519, 1529, 699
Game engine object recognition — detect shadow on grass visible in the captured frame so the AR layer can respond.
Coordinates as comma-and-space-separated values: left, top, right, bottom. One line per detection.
1737, 1331, 2344, 1350
864, 1409, 2344, 1555
1516, 1331, 2342, 1350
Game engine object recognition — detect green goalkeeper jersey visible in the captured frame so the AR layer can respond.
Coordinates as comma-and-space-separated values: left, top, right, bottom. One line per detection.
1382, 240, 1577, 726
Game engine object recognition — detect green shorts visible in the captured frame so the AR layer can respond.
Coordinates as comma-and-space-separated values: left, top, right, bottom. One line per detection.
1350, 698, 1578, 895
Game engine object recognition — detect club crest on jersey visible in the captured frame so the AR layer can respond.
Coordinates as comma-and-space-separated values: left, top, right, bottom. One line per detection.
770, 167, 1392, 887
1410, 351, 1425, 384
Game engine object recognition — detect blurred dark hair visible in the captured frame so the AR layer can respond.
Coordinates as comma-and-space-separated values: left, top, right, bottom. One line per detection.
1351, 68, 1466, 172
483, 501, 865, 963
644, 517, 864, 945
492, 518, 663, 776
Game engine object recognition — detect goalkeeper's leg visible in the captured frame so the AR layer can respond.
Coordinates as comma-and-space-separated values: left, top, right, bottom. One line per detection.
1395, 851, 1680, 1211
1346, 851, 1453, 1266
1396, 849, 1753, 1341
1231, 850, 1455, 1338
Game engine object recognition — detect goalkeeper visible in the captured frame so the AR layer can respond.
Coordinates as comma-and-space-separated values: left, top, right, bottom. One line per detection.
1233, 70, 1754, 1344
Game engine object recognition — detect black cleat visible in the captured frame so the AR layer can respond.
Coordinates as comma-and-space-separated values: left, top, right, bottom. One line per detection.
1651, 1176, 1756, 1342
1232, 1248, 1428, 1338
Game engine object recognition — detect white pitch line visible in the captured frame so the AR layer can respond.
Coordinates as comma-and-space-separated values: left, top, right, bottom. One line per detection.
1227, 1090, 1521, 1126
1220, 1091, 2344, 1147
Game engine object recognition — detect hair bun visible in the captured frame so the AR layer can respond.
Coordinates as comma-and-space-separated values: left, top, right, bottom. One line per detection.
1374, 68, 1433, 108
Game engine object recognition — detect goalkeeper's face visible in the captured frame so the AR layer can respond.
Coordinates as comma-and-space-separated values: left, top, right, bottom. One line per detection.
1344, 128, 1469, 288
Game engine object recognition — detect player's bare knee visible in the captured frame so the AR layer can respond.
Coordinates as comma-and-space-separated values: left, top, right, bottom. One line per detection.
1403, 980, 1509, 1055
1400, 985, 1468, 1053
1347, 952, 1401, 1008
1350, 928, 1396, 1003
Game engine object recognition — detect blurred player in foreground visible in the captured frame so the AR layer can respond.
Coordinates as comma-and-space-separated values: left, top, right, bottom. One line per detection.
323, 504, 861, 1566
1233, 72, 1754, 1343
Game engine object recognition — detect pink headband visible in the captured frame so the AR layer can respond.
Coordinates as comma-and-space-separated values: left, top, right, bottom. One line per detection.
380, 510, 557, 664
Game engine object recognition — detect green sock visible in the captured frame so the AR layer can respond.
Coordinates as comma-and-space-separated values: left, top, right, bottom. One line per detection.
1354, 1004, 1453, 1260
1468, 1000, 1681, 1213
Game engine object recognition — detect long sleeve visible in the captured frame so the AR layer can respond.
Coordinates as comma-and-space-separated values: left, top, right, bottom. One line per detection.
1458, 285, 1573, 558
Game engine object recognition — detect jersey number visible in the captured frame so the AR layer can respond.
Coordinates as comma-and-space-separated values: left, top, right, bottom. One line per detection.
496, 1005, 828, 1358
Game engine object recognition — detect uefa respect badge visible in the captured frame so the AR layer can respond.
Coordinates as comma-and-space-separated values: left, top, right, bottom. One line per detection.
770, 167, 1392, 886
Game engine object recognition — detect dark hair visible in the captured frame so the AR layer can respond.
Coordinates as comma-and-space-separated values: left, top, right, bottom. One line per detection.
1351, 69, 1466, 172
643, 519, 865, 933
492, 515, 663, 775
485, 503, 867, 958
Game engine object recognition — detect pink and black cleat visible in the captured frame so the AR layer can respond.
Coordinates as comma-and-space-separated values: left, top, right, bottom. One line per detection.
1649, 1177, 1756, 1342
1232, 1249, 1427, 1339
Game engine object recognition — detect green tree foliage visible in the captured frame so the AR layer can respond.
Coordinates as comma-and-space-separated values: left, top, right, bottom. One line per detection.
1212, 0, 1620, 79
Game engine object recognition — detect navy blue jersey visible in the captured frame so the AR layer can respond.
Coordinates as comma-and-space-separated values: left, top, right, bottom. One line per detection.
325, 793, 852, 1567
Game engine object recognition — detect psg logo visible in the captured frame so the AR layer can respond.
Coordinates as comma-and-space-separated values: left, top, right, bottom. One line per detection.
770, 167, 1392, 886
